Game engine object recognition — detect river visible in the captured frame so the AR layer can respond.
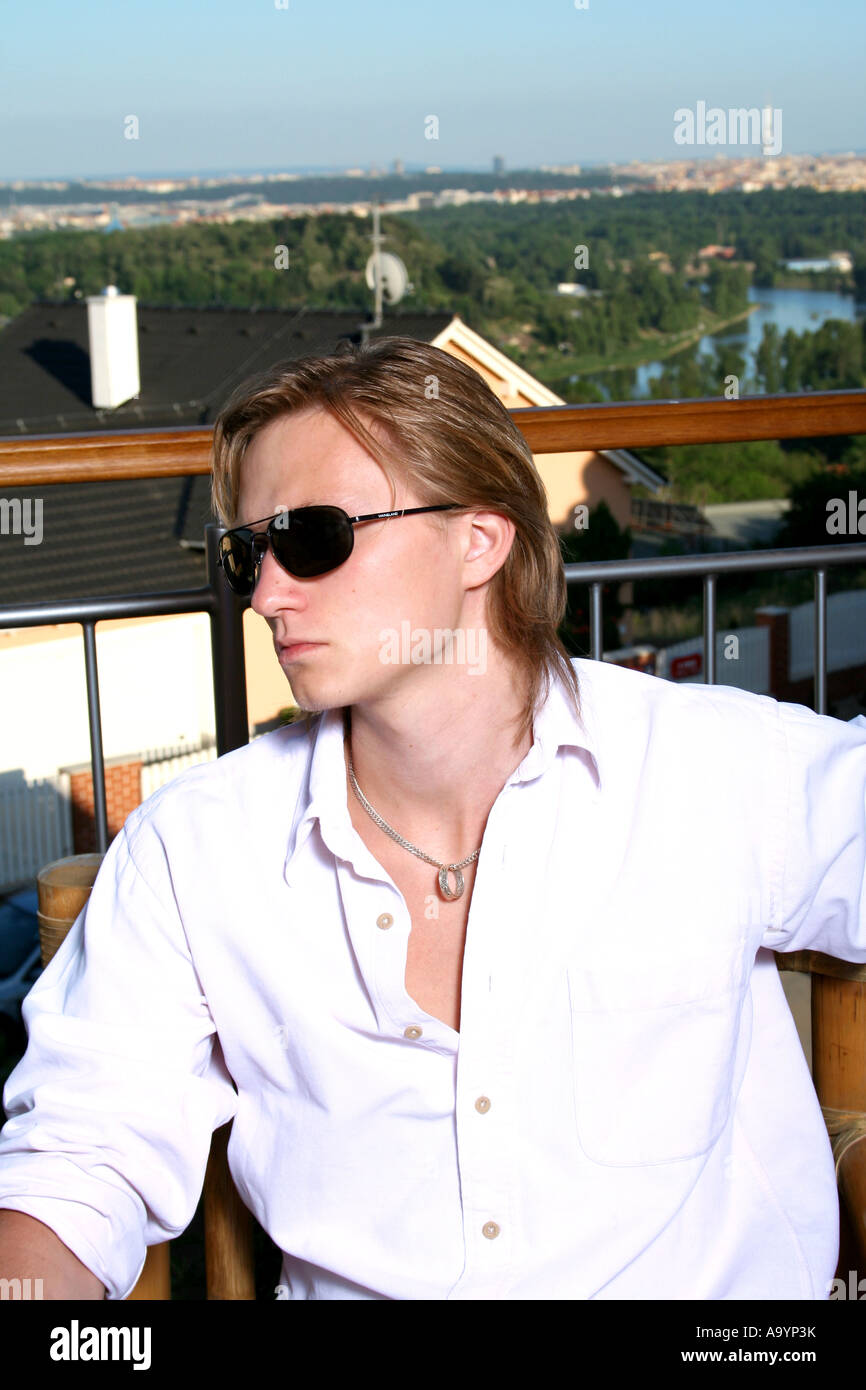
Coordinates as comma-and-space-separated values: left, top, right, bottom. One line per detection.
581, 286, 866, 399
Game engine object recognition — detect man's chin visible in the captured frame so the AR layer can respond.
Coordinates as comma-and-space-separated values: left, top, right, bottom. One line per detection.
279, 651, 420, 714
278, 659, 345, 715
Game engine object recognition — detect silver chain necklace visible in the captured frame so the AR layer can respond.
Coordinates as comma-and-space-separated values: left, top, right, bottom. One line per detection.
345, 736, 480, 901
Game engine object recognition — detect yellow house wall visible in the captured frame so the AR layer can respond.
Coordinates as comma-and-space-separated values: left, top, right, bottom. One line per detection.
437, 341, 634, 529
244, 606, 299, 728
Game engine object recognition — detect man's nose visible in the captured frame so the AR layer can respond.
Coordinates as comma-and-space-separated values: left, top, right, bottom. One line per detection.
249, 544, 303, 616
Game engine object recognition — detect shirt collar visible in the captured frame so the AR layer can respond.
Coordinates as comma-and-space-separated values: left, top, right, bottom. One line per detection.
511, 661, 599, 787
284, 661, 600, 884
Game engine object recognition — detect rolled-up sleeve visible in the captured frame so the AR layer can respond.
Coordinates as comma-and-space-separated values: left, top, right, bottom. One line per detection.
0, 813, 239, 1300
761, 706, 866, 960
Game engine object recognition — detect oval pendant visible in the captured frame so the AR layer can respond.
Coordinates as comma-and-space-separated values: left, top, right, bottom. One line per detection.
438, 866, 464, 901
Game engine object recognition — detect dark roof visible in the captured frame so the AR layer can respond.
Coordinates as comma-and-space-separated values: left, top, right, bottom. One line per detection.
0, 475, 214, 605
0, 302, 455, 436
0, 305, 454, 605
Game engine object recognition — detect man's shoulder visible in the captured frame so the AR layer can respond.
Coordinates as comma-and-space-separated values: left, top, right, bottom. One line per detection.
571, 655, 779, 716
569, 656, 783, 747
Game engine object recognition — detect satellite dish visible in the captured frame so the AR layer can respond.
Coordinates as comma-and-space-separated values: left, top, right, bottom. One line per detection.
365, 252, 409, 304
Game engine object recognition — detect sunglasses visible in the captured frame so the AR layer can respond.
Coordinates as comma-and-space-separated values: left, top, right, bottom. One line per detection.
218, 503, 461, 596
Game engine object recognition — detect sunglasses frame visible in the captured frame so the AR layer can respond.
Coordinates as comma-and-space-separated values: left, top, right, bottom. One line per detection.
218, 503, 462, 595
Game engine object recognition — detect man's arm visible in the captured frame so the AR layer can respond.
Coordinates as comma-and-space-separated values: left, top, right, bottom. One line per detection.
0, 812, 239, 1300
761, 704, 866, 957
0, 1208, 106, 1299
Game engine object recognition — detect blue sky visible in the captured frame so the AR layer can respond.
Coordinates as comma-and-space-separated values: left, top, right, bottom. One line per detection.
1, 0, 863, 179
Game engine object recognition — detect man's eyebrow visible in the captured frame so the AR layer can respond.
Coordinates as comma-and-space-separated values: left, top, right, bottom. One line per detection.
281, 499, 356, 512
233, 498, 368, 526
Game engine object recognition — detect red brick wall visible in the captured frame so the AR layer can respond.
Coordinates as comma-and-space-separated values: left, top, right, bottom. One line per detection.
69, 760, 142, 853
755, 609, 790, 701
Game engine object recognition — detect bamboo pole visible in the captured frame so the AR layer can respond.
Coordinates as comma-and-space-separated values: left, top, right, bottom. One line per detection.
812, 973, 866, 1273
125, 1244, 171, 1301
777, 951, 866, 1276
203, 1122, 256, 1299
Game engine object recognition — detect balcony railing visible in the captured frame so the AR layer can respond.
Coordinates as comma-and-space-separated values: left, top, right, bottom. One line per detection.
564, 541, 866, 699
0, 528, 247, 856
1, 389, 865, 846
3, 387, 865, 481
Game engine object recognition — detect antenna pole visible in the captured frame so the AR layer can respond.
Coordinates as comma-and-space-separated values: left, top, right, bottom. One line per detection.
360, 202, 385, 346
372, 203, 384, 327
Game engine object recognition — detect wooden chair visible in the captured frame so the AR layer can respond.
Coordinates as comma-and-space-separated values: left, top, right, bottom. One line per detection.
36, 854, 255, 1300
33, 856, 866, 1296
775, 950, 866, 1281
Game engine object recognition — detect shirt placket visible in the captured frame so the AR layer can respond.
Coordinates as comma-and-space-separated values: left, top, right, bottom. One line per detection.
332, 835, 457, 1053
447, 925, 517, 1299
331, 795, 518, 1297
445, 769, 563, 1300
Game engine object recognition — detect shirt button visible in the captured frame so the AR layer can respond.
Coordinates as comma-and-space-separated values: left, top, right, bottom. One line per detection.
404, 1025, 423, 1040
376, 913, 394, 930
482, 1221, 500, 1240
475, 1096, 491, 1113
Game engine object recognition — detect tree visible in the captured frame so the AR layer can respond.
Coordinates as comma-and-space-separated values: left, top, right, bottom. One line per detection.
705, 264, 749, 317
755, 323, 783, 393
437, 254, 484, 297
558, 500, 632, 655
775, 465, 866, 548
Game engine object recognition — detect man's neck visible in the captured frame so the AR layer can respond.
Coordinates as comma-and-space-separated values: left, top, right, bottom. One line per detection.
343, 662, 534, 853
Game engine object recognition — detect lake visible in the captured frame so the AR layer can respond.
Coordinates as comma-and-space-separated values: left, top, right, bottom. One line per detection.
582, 286, 866, 398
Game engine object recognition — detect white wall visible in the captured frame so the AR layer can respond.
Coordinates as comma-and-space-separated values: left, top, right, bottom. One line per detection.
788, 589, 866, 682
0, 614, 216, 779
656, 625, 770, 694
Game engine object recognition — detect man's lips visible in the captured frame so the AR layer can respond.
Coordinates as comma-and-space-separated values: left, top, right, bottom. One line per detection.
276, 640, 324, 660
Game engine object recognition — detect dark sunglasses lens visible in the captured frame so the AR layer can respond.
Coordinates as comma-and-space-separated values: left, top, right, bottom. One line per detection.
219, 531, 255, 595
270, 506, 353, 578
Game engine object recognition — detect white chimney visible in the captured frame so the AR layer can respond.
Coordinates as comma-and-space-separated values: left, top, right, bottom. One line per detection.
86, 284, 140, 409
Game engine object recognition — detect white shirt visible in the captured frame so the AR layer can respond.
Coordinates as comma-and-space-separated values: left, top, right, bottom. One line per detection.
1, 658, 865, 1301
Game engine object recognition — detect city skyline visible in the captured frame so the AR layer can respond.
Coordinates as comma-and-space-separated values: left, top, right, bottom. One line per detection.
2, 0, 864, 181
5, 145, 866, 189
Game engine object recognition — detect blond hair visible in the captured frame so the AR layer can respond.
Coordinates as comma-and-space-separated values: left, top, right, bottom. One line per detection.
211, 335, 580, 746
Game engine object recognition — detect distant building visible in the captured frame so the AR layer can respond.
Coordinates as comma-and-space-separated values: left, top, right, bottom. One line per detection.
784, 253, 853, 273
493, 156, 505, 175
697, 245, 736, 260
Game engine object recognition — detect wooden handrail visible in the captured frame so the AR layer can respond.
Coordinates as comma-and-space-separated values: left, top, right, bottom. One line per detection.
0, 428, 212, 486
512, 390, 866, 451
0, 391, 864, 486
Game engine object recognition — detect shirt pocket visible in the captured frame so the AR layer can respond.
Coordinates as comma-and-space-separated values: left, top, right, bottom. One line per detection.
566, 949, 748, 1167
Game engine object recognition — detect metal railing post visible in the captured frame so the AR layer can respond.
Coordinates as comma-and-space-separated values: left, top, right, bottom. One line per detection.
703, 574, 717, 685
589, 583, 604, 661
814, 568, 828, 716
82, 621, 109, 854
206, 525, 250, 755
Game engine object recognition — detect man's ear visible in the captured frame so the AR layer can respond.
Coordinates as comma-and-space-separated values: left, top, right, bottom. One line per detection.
463, 509, 516, 584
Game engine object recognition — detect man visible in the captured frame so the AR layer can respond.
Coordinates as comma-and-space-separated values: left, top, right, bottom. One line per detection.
0, 336, 864, 1300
